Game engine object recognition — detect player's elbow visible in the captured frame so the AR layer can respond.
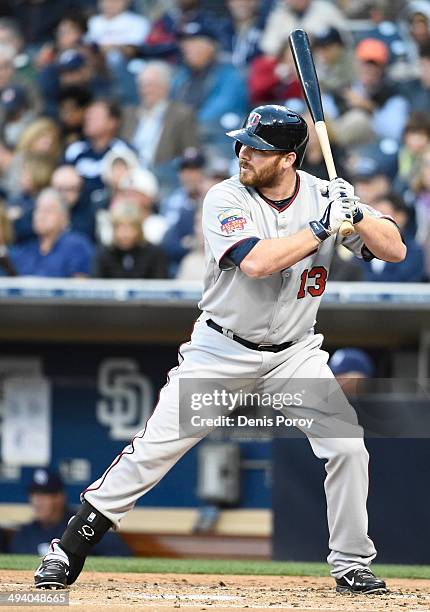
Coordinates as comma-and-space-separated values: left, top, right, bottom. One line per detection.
240, 255, 270, 278
386, 242, 407, 263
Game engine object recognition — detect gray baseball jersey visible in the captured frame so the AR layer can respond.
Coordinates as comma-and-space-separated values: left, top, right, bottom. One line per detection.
199, 170, 380, 343
58, 168, 381, 582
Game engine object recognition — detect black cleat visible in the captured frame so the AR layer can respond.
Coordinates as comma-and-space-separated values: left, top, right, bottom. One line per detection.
34, 559, 69, 589
336, 567, 388, 594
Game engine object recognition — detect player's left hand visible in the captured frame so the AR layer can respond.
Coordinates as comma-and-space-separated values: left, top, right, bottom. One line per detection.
309, 198, 354, 242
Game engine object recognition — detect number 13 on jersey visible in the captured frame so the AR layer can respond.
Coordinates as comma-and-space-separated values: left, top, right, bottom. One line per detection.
297, 266, 327, 299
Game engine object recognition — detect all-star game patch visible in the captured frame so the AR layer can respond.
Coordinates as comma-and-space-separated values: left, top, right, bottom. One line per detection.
218, 209, 247, 235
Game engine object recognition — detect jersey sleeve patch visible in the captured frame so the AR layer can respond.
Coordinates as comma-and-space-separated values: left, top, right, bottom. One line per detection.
202, 182, 262, 268
218, 209, 248, 235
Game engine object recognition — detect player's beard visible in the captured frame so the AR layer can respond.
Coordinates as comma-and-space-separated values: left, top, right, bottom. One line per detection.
239, 157, 283, 188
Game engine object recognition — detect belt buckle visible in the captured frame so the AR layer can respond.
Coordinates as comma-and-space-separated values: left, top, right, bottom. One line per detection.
222, 327, 234, 340
257, 342, 275, 350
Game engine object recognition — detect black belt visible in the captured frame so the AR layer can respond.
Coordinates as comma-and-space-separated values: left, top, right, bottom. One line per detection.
206, 319, 295, 353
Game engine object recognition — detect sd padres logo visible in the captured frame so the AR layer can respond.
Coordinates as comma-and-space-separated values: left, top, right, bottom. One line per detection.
96, 359, 153, 440
218, 209, 247, 235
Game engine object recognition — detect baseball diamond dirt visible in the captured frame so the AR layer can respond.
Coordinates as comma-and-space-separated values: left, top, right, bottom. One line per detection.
2, 571, 430, 611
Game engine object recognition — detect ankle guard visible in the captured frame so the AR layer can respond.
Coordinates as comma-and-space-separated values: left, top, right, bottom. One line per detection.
60, 501, 112, 558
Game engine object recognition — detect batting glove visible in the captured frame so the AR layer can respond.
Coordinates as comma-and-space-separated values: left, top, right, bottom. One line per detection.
321, 178, 364, 224
309, 199, 354, 242
327, 177, 355, 202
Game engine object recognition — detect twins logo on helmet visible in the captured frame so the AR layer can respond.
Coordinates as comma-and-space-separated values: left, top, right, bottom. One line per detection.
246, 112, 261, 133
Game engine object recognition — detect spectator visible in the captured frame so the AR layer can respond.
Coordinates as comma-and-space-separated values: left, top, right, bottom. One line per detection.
122, 61, 199, 168
116, 167, 167, 244
203, 157, 231, 191
58, 85, 93, 146
218, 0, 262, 70
0, 85, 36, 149
328, 347, 375, 395
313, 27, 355, 96
248, 40, 302, 105
99, 166, 166, 246
351, 0, 408, 69
161, 147, 205, 276
396, 112, 430, 192
51, 165, 96, 240
36, 12, 88, 69
0, 44, 17, 103
94, 200, 168, 278
352, 161, 391, 206
57, 50, 95, 90
403, 42, 430, 114
64, 99, 134, 205
403, 1, 430, 67
360, 192, 425, 282
40, 52, 111, 116
0, 43, 40, 129
302, 123, 348, 181
172, 22, 247, 142
175, 158, 230, 280
86, 0, 150, 104
333, 38, 409, 147
2, 117, 61, 199
0, 18, 36, 84
144, 0, 215, 57
9, 468, 130, 557
0, 200, 17, 276
8, 152, 57, 243
101, 147, 140, 203
410, 145, 430, 275
86, 0, 149, 51
36, 14, 111, 115
176, 206, 204, 280
260, 0, 346, 58
10, 187, 94, 278
338, 0, 403, 21
17, 117, 62, 160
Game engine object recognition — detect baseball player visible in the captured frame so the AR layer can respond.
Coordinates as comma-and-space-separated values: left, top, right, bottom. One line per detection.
34, 105, 405, 594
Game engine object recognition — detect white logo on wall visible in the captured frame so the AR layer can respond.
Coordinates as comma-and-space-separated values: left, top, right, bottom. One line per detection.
96, 359, 154, 440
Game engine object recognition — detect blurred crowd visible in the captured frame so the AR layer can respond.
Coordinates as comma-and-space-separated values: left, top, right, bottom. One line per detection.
0, 0, 429, 282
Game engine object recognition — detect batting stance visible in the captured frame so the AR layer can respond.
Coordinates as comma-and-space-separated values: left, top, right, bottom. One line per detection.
35, 105, 405, 594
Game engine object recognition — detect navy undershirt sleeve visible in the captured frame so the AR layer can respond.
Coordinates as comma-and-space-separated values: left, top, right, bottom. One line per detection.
221, 237, 261, 268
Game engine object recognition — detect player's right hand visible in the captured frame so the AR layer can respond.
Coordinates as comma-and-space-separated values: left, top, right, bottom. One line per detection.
321, 199, 354, 234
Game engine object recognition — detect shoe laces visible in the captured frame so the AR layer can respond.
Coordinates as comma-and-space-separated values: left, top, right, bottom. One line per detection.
353, 567, 375, 579
43, 559, 68, 572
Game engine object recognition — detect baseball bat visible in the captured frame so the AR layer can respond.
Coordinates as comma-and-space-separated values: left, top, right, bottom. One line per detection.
289, 29, 354, 237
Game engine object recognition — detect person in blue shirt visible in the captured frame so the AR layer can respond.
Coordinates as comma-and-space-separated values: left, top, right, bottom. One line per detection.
64, 99, 134, 206
9, 468, 130, 558
218, 0, 262, 71
51, 165, 96, 242
160, 148, 206, 277
10, 187, 94, 278
171, 21, 248, 146
360, 192, 425, 282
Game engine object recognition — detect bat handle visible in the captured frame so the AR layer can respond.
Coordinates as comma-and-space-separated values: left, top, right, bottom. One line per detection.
314, 122, 355, 237
339, 220, 354, 237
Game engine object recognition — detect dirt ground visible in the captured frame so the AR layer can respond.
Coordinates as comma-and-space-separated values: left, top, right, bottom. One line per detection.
1, 570, 430, 612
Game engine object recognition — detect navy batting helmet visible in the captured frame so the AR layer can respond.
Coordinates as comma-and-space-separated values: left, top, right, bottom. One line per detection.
226, 104, 309, 167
